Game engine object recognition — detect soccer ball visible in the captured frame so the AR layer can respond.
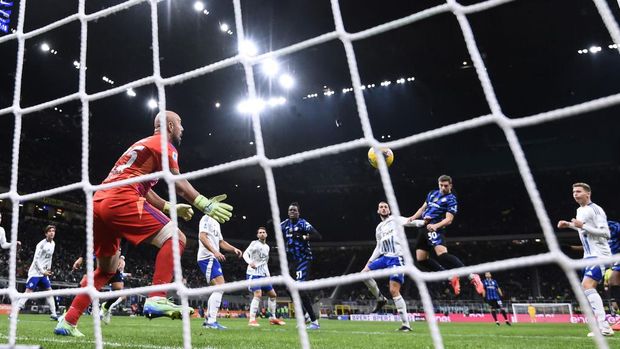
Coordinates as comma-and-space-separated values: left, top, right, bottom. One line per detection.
367, 147, 394, 168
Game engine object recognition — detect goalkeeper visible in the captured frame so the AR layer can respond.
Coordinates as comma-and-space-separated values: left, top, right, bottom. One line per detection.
56, 111, 233, 337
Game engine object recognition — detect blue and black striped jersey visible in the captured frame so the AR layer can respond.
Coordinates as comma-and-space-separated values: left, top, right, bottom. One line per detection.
608, 220, 620, 254
422, 190, 458, 225
483, 278, 501, 301
281, 218, 315, 261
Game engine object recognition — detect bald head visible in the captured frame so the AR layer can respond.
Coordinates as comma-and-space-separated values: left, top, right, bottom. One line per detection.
154, 110, 184, 145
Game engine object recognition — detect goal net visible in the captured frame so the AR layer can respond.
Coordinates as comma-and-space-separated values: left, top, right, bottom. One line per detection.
1, 0, 620, 349
512, 303, 573, 323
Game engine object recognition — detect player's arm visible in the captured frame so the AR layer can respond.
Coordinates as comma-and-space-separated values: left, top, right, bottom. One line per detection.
0, 227, 12, 249
118, 256, 126, 272
427, 212, 455, 232
243, 243, 256, 268
498, 287, 503, 298
572, 214, 610, 238
170, 168, 233, 223
219, 240, 242, 258
33, 242, 46, 274
199, 231, 226, 262
366, 235, 381, 267
410, 202, 427, 220
72, 256, 84, 271
303, 226, 322, 241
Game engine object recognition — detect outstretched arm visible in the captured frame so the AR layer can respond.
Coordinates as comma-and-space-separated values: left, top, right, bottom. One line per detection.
219, 240, 242, 258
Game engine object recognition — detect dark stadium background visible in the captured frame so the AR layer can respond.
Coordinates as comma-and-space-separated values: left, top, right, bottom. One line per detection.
0, 0, 619, 302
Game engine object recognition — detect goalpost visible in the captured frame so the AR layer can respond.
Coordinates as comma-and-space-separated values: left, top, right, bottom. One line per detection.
1, 0, 620, 349
511, 303, 573, 323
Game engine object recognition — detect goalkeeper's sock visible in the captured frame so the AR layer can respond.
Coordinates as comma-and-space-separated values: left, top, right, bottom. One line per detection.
363, 279, 385, 300
249, 297, 260, 321
65, 268, 115, 325
437, 253, 465, 269
149, 239, 185, 298
584, 288, 607, 325
393, 295, 410, 328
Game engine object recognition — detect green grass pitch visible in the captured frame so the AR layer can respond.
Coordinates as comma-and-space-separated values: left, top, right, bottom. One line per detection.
1, 314, 618, 348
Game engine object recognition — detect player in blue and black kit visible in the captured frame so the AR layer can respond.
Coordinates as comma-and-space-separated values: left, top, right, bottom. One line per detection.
482, 272, 511, 326
607, 220, 620, 331
281, 202, 322, 330
411, 175, 483, 296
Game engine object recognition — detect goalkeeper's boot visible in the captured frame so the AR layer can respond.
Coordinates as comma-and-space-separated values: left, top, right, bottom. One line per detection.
100, 302, 111, 325
144, 296, 194, 320
269, 318, 286, 326
372, 296, 387, 313
54, 319, 85, 337
469, 273, 484, 295
450, 276, 461, 296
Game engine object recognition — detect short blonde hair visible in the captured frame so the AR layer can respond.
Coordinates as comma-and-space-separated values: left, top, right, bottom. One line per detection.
572, 182, 591, 193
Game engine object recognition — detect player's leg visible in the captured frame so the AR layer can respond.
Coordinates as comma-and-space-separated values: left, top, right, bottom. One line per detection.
266, 288, 285, 325
57, 253, 118, 337
362, 259, 387, 312
204, 274, 227, 329
248, 284, 262, 327
489, 302, 499, 325
610, 269, 620, 331
293, 260, 319, 329
415, 233, 443, 272
389, 279, 410, 331
42, 278, 58, 320
499, 306, 511, 325
583, 265, 613, 336
434, 242, 483, 295
101, 277, 123, 325
15, 280, 35, 314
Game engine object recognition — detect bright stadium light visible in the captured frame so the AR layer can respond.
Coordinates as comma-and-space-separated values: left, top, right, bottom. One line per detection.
40, 42, 50, 52
220, 23, 229, 32
279, 74, 294, 89
239, 39, 258, 56
261, 58, 279, 77
215, 102, 221, 108
268, 96, 286, 106
237, 98, 265, 114
126, 88, 137, 97
589, 45, 602, 53
193, 1, 205, 12
147, 98, 158, 109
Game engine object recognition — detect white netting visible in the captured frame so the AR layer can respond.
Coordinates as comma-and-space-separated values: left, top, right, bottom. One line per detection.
0, 0, 619, 348
511, 303, 574, 323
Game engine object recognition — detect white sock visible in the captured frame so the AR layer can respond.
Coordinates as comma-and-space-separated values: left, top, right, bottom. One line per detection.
393, 295, 409, 328
363, 279, 384, 300
249, 297, 260, 321
16, 297, 27, 310
207, 292, 223, 324
110, 297, 123, 311
268, 297, 277, 319
47, 296, 57, 316
585, 288, 609, 329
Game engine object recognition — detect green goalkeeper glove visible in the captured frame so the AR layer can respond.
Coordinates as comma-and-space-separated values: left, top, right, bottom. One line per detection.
163, 202, 195, 221
194, 194, 233, 223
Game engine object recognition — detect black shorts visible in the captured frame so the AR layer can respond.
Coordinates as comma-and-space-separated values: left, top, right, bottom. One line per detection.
109, 271, 124, 284
485, 299, 503, 309
288, 258, 312, 282
415, 228, 446, 251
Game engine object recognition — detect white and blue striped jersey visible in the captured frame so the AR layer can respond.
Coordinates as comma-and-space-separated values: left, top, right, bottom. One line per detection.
27, 239, 55, 278
369, 216, 409, 261
197, 215, 222, 261
243, 240, 270, 277
576, 203, 611, 258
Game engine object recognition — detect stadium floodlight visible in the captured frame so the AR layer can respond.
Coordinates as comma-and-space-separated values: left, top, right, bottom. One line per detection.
193, 1, 205, 12
147, 98, 158, 109
261, 58, 279, 77
588, 45, 602, 53
215, 102, 221, 108
239, 39, 259, 56
220, 23, 229, 32
237, 98, 265, 114
126, 88, 137, 97
268, 96, 286, 106
40, 42, 50, 52
279, 73, 294, 89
